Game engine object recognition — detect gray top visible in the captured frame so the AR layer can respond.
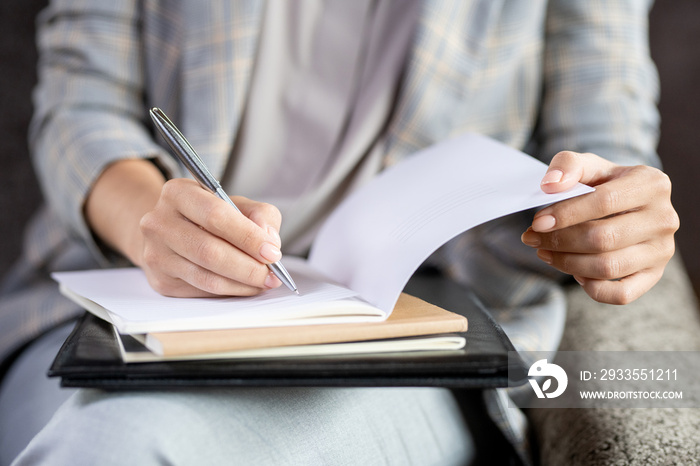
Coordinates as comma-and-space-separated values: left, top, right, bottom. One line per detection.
223, 0, 420, 254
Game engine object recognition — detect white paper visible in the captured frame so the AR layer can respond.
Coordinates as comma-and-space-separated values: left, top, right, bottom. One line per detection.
309, 133, 594, 311
53, 258, 385, 334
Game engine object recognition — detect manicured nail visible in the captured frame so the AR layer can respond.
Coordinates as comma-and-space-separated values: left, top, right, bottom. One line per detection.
532, 214, 556, 232
521, 229, 540, 247
541, 169, 564, 186
264, 272, 282, 289
574, 276, 585, 286
260, 242, 282, 262
267, 226, 281, 247
537, 249, 553, 264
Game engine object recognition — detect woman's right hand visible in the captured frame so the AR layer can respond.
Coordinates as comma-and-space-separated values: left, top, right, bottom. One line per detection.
85, 159, 283, 298
138, 178, 283, 297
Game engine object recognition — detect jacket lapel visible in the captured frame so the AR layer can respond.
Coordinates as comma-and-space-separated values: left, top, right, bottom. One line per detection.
179, 0, 263, 178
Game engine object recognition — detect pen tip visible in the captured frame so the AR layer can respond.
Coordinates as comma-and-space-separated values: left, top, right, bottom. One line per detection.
295, 290, 300, 296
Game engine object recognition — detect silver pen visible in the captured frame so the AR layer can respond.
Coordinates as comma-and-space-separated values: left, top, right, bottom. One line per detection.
149, 107, 298, 295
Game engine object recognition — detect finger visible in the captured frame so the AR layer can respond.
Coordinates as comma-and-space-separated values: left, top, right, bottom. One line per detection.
145, 271, 213, 298
139, 244, 220, 298
146, 252, 273, 298
574, 267, 665, 305
532, 165, 665, 233
233, 196, 283, 247
175, 259, 278, 297
536, 241, 674, 281
163, 179, 282, 264
539, 151, 617, 194
164, 216, 277, 290
522, 209, 656, 253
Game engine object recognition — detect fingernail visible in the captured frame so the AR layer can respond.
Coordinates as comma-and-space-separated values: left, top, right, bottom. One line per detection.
532, 214, 556, 232
264, 272, 282, 289
521, 229, 540, 247
574, 276, 585, 286
260, 243, 282, 262
541, 169, 564, 186
537, 249, 553, 264
266, 226, 281, 247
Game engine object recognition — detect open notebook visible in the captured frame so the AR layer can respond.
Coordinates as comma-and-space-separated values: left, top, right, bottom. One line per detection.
53, 133, 593, 344
49, 271, 528, 389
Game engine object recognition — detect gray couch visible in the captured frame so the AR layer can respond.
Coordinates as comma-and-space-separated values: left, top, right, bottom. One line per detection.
1, 2, 699, 465
531, 256, 700, 465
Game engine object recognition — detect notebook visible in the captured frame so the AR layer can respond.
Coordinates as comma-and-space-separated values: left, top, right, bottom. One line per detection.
49, 270, 527, 389
132, 293, 468, 359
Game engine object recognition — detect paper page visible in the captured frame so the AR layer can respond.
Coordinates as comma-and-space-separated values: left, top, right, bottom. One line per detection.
308, 133, 594, 312
53, 258, 386, 334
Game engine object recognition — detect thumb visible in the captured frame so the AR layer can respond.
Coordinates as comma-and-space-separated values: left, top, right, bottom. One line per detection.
540, 151, 617, 194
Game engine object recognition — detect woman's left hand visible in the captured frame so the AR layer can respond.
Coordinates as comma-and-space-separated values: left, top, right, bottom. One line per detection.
521, 151, 680, 304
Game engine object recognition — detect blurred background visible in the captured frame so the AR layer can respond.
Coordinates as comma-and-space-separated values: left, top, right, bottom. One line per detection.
1, 1, 698, 300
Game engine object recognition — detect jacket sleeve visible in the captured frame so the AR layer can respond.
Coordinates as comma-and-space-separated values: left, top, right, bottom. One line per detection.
538, 0, 661, 168
29, 0, 181, 264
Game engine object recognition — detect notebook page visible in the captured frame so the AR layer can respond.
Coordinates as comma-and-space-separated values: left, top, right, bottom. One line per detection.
53, 258, 385, 334
308, 133, 594, 312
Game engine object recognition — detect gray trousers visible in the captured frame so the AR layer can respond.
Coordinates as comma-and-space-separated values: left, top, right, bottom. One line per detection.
0, 324, 474, 465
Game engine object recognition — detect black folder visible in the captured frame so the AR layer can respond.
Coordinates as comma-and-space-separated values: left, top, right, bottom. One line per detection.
49, 270, 526, 389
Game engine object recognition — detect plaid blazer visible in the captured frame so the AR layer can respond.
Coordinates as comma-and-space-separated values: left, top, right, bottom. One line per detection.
2, 1, 659, 462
